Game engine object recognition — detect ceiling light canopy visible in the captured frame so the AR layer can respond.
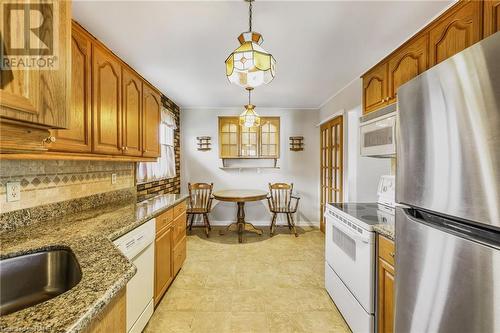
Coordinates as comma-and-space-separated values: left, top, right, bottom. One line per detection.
225, 0, 276, 89
239, 87, 260, 128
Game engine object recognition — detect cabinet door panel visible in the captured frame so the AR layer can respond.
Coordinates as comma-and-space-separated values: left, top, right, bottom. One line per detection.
388, 34, 428, 102
429, 1, 482, 66
51, 24, 92, 152
0, 70, 39, 115
122, 68, 142, 156
93, 45, 122, 155
484, 0, 500, 37
378, 258, 395, 333
0, 0, 71, 129
142, 84, 161, 157
155, 227, 173, 306
363, 63, 388, 114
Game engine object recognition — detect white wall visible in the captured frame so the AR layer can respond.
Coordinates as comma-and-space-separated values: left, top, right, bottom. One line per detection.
181, 107, 320, 226
319, 78, 392, 202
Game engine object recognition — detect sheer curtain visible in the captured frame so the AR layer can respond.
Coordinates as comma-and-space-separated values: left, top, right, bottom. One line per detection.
137, 107, 177, 183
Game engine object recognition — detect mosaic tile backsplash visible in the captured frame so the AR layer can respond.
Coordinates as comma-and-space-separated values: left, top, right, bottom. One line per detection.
0, 160, 135, 213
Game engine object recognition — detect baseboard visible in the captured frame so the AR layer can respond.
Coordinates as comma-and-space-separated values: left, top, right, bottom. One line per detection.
193, 220, 319, 228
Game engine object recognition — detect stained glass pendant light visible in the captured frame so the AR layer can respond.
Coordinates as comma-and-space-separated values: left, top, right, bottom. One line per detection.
225, 0, 276, 89
239, 87, 261, 128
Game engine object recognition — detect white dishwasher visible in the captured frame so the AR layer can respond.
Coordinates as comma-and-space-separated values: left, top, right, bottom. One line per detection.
113, 219, 155, 333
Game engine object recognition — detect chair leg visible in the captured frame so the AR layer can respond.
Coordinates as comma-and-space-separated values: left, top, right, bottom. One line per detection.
286, 213, 292, 230
270, 213, 277, 237
205, 213, 212, 231
202, 213, 210, 238
288, 213, 298, 237
188, 213, 195, 231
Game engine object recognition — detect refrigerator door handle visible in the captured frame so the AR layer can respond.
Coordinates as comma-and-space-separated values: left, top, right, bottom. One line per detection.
400, 207, 500, 249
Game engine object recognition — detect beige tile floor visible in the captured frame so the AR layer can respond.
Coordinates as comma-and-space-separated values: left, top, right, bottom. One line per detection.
144, 226, 351, 333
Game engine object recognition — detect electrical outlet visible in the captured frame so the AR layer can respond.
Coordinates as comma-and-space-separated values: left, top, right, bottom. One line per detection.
6, 182, 21, 202
111, 173, 117, 184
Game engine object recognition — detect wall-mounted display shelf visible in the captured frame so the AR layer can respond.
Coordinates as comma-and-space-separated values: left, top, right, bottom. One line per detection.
197, 136, 211, 151
289, 136, 304, 151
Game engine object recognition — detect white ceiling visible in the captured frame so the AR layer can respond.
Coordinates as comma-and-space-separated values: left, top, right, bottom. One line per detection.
73, 1, 453, 109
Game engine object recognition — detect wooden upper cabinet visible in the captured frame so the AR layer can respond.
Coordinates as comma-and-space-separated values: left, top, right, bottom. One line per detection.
363, 63, 388, 114
142, 83, 161, 158
122, 68, 143, 156
92, 45, 122, 155
51, 23, 92, 152
388, 34, 428, 103
429, 1, 482, 66
260, 117, 280, 158
484, 0, 500, 37
0, 0, 71, 129
219, 117, 240, 158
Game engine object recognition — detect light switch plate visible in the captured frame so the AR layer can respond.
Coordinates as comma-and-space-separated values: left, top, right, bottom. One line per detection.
111, 173, 117, 184
6, 182, 21, 202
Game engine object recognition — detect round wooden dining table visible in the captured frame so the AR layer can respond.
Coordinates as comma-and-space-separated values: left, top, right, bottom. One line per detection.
213, 189, 268, 243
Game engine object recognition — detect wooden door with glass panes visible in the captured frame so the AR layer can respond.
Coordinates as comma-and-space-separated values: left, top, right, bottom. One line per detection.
260, 117, 280, 158
219, 117, 239, 158
320, 116, 343, 232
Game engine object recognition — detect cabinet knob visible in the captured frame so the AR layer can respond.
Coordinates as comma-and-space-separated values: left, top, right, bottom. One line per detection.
390, 252, 395, 258
43, 136, 56, 144
124, 146, 128, 151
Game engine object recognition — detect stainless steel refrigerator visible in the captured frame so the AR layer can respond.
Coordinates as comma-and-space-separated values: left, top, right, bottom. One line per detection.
395, 32, 500, 333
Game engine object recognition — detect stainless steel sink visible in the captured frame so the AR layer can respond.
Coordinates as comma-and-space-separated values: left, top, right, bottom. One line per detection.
0, 249, 82, 315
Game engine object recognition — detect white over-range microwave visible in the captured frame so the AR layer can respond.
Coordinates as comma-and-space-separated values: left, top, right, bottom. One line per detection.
359, 104, 397, 157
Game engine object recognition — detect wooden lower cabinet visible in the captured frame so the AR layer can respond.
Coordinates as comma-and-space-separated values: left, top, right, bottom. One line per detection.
85, 289, 126, 333
377, 235, 395, 333
173, 236, 187, 276
154, 201, 187, 306
155, 225, 174, 306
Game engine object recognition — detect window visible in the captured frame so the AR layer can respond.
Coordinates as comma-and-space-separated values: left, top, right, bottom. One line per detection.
137, 107, 176, 183
218, 116, 280, 158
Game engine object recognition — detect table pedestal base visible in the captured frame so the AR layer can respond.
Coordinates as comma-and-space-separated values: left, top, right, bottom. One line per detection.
219, 201, 263, 243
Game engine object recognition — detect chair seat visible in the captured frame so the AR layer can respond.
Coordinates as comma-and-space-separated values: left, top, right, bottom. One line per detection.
187, 207, 209, 214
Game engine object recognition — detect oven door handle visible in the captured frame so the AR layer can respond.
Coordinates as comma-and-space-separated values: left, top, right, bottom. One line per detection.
325, 213, 370, 243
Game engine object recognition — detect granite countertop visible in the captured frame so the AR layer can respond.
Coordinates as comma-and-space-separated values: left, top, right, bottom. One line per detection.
0, 193, 188, 333
373, 222, 395, 240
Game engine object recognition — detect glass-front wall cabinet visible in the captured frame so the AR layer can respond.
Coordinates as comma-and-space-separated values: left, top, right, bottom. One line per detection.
218, 116, 280, 158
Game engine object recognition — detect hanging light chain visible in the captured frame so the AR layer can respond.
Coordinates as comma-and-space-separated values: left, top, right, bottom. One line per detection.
248, 0, 253, 32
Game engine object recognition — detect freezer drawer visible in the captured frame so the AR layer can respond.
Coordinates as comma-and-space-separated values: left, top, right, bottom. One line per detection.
395, 207, 500, 333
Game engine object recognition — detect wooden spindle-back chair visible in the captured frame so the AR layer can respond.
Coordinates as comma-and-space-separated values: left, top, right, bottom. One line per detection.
187, 182, 214, 237
267, 182, 300, 237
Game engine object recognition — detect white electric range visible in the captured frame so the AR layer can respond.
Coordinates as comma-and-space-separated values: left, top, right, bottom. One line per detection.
324, 175, 395, 333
